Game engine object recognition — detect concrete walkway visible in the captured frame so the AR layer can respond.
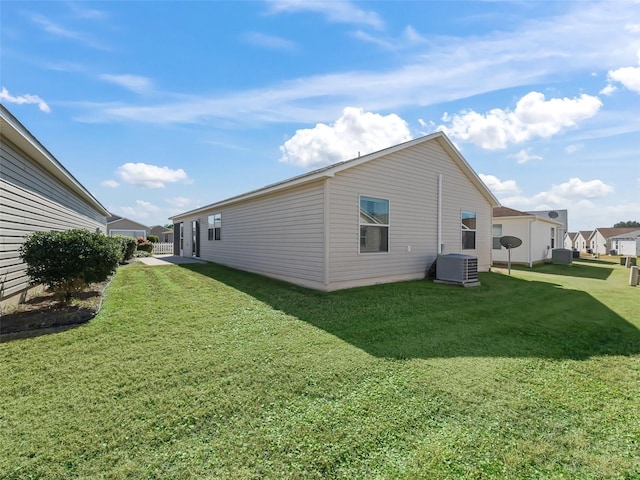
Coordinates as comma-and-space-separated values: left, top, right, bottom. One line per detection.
137, 255, 207, 266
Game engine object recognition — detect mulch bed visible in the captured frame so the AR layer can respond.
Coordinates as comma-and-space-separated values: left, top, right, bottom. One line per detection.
1, 280, 109, 341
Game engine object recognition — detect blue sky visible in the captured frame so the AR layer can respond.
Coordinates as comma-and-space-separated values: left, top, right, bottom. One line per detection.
2, 0, 639, 231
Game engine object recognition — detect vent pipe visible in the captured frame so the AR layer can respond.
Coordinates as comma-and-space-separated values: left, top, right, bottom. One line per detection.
438, 174, 443, 253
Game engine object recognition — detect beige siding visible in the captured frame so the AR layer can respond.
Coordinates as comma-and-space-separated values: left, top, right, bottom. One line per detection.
108, 218, 149, 237
181, 181, 326, 288
328, 141, 492, 288
1, 140, 106, 303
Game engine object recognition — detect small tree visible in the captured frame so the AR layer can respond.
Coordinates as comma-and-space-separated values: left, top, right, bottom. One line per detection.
19, 229, 121, 303
147, 235, 159, 243
112, 235, 138, 263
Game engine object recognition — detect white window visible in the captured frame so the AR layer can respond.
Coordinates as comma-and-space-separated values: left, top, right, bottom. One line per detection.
492, 224, 502, 250
207, 213, 221, 241
462, 211, 476, 250
359, 196, 389, 253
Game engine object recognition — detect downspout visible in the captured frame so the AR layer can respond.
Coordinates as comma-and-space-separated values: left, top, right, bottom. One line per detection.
323, 177, 331, 288
528, 219, 533, 268
438, 174, 443, 254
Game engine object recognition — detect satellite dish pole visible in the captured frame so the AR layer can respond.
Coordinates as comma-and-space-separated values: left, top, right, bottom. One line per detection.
499, 236, 523, 275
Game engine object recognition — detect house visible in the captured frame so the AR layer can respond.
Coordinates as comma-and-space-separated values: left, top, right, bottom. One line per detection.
526, 209, 568, 244
564, 232, 578, 250
107, 216, 149, 239
0, 104, 109, 307
170, 132, 499, 291
150, 225, 173, 243
492, 206, 563, 267
589, 227, 640, 255
575, 230, 592, 252
608, 230, 640, 256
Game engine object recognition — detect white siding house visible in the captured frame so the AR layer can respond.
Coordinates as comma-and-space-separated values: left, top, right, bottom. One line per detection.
575, 230, 592, 253
589, 227, 640, 255
1, 105, 109, 306
492, 207, 563, 267
609, 230, 640, 256
564, 232, 578, 250
171, 133, 499, 291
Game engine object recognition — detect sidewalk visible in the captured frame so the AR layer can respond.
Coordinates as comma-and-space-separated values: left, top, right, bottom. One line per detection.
136, 255, 207, 266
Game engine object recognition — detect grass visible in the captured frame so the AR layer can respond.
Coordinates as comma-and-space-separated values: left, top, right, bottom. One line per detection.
1, 258, 639, 479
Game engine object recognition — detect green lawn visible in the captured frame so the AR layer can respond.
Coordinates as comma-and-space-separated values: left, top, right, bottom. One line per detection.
1, 258, 639, 479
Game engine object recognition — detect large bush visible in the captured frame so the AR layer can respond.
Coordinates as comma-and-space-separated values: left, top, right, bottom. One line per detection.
111, 235, 138, 263
136, 237, 154, 253
19, 229, 121, 302
147, 235, 159, 243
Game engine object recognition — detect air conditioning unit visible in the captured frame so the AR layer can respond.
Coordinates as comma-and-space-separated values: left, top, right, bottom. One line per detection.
435, 254, 480, 286
551, 248, 572, 265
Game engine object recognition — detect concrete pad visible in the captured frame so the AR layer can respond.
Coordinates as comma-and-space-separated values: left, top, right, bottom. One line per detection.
137, 255, 207, 266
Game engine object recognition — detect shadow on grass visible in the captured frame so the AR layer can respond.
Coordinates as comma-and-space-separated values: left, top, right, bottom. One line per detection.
509, 261, 614, 280
181, 263, 640, 361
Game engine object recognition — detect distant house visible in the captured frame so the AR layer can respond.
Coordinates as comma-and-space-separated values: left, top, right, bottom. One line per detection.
575, 230, 592, 252
526, 209, 568, 245
564, 232, 578, 250
609, 230, 640, 256
171, 132, 499, 291
589, 227, 640, 255
1, 104, 109, 306
150, 225, 173, 243
107, 216, 149, 239
492, 206, 563, 267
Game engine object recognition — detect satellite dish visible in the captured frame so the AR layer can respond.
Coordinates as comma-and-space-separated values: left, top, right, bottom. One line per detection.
500, 236, 522, 249
548, 211, 559, 219
499, 235, 522, 275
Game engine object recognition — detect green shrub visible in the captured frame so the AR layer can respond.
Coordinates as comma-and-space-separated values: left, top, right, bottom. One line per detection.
111, 235, 138, 263
147, 235, 159, 243
137, 240, 154, 253
19, 229, 121, 303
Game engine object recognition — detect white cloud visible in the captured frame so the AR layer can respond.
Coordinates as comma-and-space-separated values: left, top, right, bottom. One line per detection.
81, 2, 639, 126
565, 143, 584, 154
118, 200, 160, 220
511, 149, 542, 164
27, 13, 108, 50
0, 87, 50, 112
479, 174, 521, 195
242, 32, 297, 51
116, 163, 188, 188
266, 0, 383, 29
438, 92, 602, 150
279, 107, 412, 168
501, 177, 614, 211
101, 180, 120, 188
165, 196, 192, 208
602, 50, 640, 94
99, 74, 153, 94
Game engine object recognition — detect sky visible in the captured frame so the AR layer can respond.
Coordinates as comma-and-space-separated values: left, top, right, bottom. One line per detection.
1, 0, 639, 232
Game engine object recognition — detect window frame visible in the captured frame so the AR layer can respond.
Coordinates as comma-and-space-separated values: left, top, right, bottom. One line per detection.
359, 195, 390, 254
461, 210, 477, 250
492, 224, 502, 250
207, 213, 221, 241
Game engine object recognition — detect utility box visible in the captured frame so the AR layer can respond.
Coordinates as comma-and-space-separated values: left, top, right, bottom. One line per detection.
435, 254, 480, 287
551, 248, 572, 265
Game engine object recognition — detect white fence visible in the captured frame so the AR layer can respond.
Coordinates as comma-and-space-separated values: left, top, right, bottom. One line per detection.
152, 242, 174, 255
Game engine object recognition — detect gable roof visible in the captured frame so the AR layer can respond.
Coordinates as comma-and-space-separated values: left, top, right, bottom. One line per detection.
609, 229, 640, 239
107, 216, 149, 231
565, 232, 578, 240
1, 104, 110, 217
577, 230, 593, 240
493, 206, 531, 218
591, 227, 639, 240
171, 132, 500, 221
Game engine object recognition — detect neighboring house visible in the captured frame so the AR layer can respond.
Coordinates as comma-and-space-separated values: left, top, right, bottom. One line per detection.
575, 230, 593, 252
526, 209, 568, 244
589, 227, 640, 255
150, 225, 173, 243
1, 104, 109, 307
107, 216, 149, 239
564, 232, 578, 250
608, 230, 640, 256
171, 132, 499, 292
492, 206, 563, 267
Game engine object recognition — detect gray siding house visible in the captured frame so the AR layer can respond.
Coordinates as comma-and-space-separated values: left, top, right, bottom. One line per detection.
1, 105, 109, 306
107, 216, 150, 239
171, 132, 499, 291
